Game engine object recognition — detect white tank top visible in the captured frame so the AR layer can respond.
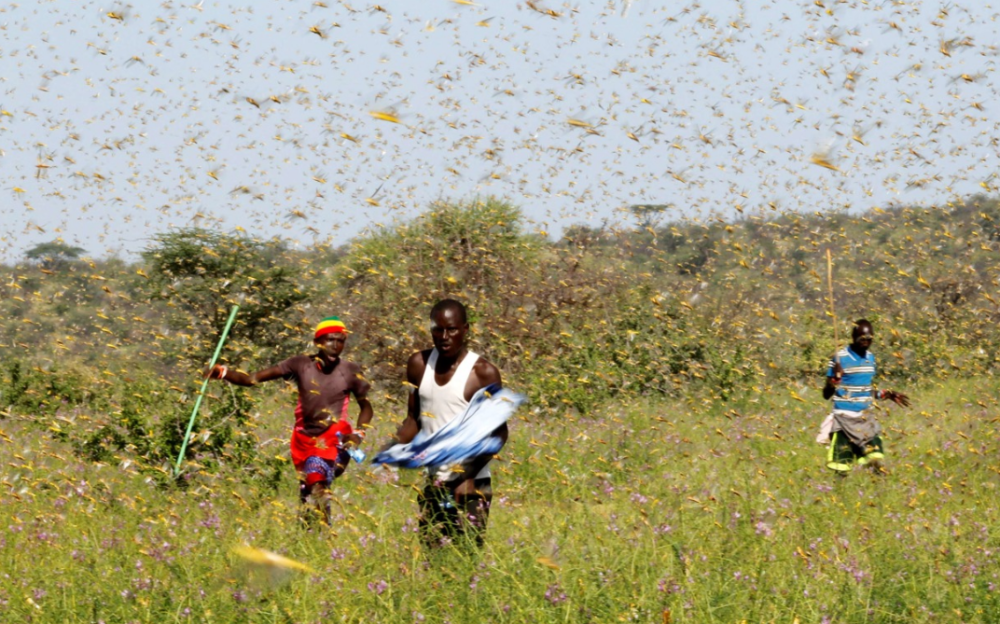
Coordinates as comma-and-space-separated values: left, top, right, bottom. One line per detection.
419, 349, 489, 481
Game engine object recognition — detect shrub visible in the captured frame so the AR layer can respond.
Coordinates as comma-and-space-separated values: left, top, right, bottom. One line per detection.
140, 228, 314, 366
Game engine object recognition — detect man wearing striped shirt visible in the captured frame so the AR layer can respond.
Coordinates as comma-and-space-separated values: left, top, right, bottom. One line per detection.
817, 319, 910, 475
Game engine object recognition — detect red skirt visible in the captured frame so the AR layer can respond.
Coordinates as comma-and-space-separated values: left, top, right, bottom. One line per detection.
289, 400, 353, 471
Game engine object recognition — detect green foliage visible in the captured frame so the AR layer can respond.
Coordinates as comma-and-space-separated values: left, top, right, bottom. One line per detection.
0, 354, 281, 486
6, 195, 999, 413
140, 228, 314, 365
337, 197, 543, 380
2, 194, 1000, 488
0, 361, 31, 412
5, 196, 1000, 621
158, 383, 265, 474
628, 203, 670, 228
0, 360, 93, 415
339, 198, 702, 410
338, 198, 798, 411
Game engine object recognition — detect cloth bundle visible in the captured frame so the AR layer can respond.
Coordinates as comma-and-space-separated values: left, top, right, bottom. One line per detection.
373, 384, 525, 469
815, 409, 882, 447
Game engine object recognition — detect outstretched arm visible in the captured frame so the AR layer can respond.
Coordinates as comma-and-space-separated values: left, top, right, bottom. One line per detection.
878, 389, 911, 408
206, 364, 285, 387
342, 396, 374, 447
379, 352, 424, 450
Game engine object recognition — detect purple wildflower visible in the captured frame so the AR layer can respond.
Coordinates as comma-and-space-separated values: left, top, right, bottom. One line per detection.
544, 583, 567, 605
754, 521, 773, 538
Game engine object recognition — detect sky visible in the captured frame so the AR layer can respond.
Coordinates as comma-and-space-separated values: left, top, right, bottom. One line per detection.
0, 0, 997, 261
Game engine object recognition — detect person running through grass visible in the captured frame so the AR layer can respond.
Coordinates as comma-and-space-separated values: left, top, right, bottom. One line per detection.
206, 316, 372, 524
816, 319, 910, 476
383, 299, 506, 547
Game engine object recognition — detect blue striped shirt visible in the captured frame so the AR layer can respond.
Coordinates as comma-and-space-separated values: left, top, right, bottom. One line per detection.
827, 345, 876, 412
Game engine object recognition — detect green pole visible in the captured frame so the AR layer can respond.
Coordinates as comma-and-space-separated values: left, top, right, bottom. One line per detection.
174, 305, 240, 477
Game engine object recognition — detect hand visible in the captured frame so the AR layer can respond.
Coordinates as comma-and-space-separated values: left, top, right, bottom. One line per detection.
885, 391, 911, 408
342, 433, 364, 447
205, 364, 228, 380
830, 361, 844, 385
452, 477, 479, 497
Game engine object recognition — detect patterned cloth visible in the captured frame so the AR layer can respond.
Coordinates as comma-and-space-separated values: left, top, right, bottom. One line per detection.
815, 408, 882, 448
373, 384, 525, 470
298, 449, 350, 503
301, 452, 349, 486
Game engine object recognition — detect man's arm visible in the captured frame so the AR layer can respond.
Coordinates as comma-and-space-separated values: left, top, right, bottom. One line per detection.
873, 355, 910, 407
877, 389, 911, 408
342, 396, 374, 447
341, 367, 375, 447
207, 364, 286, 387
378, 352, 425, 450
822, 359, 842, 401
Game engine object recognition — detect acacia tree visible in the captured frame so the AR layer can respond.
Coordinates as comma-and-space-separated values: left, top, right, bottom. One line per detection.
24, 240, 87, 269
628, 203, 670, 229
140, 228, 314, 366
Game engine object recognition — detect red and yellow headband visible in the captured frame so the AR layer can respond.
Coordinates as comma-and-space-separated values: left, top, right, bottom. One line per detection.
315, 316, 347, 339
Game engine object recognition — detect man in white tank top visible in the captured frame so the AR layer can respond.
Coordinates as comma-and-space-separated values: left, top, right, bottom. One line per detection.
387, 299, 506, 546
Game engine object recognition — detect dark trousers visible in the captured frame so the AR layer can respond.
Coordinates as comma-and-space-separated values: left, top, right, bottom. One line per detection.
418, 477, 492, 547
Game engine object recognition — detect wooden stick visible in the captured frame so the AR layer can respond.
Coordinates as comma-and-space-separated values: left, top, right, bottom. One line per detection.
826, 249, 839, 365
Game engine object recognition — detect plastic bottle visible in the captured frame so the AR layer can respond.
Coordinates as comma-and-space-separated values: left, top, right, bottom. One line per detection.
336, 432, 367, 464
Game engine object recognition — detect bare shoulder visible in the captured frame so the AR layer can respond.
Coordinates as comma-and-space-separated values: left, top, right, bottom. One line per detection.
259, 354, 308, 381
343, 359, 370, 384
285, 354, 313, 369
407, 349, 433, 368
406, 349, 433, 386
472, 356, 502, 388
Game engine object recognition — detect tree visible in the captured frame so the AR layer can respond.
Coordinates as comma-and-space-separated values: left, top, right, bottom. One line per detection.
628, 204, 671, 229
24, 240, 86, 269
140, 228, 314, 365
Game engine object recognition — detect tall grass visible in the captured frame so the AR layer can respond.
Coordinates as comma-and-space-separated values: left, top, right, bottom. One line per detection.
2, 376, 999, 622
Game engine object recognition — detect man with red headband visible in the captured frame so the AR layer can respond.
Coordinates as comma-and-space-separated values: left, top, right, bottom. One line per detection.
207, 316, 372, 524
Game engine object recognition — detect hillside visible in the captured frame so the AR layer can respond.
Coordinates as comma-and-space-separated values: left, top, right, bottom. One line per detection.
1, 195, 998, 469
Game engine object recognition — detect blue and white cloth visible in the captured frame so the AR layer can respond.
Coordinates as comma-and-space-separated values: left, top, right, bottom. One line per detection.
373, 384, 525, 469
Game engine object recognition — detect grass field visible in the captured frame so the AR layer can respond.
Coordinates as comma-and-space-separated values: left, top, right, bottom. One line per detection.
1, 376, 999, 623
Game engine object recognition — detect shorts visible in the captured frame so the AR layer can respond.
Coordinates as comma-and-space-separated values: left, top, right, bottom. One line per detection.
298, 449, 350, 500
827, 431, 884, 473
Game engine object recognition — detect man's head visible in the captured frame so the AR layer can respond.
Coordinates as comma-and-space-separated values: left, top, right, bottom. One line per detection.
314, 316, 347, 359
430, 299, 468, 358
851, 319, 874, 351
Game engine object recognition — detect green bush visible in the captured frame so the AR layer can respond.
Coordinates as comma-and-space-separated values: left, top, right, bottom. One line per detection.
0, 360, 93, 415
140, 228, 315, 366
336, 198, 753, 412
